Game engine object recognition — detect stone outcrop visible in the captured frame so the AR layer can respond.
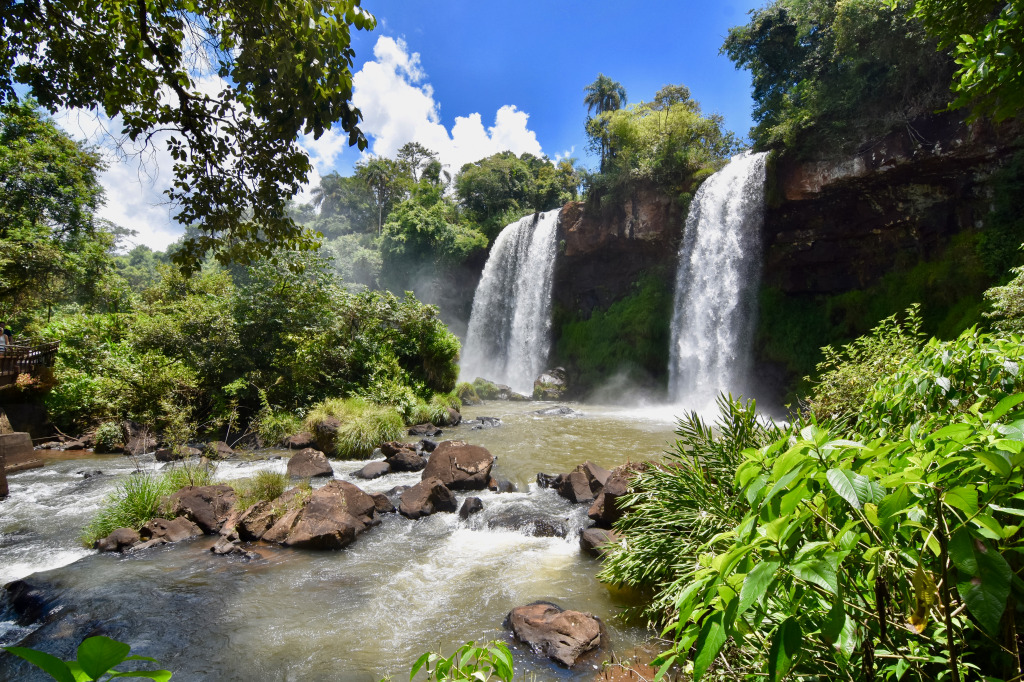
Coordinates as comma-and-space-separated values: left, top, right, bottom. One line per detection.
280, 481, 376, 550
94, 527, 140, 552
287, 448, 333, 478
280, 432, 316, 450
580, 527, 622, 557
163, 485, 236, 534
399, 477, 457, 519
421, 440, 495, 490
533, 368, 569, 401
506, 601, 605, 667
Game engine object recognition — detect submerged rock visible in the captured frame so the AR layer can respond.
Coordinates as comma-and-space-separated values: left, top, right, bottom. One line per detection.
459, 497, 484, 519
532, 406, 575, 416
506, 601, 605, 667
409, 423, 442, 437
94, 527, 140, 553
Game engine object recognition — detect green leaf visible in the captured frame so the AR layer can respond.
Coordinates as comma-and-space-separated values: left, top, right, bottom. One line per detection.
820, 596, 846, 645
792, 558, 839, 594
739, 561, 780, 614
78, 635, 131, 679
950, 528, 1012, 636
990, 393, 1024, 420
692, 611, 728, 682
1, 647, 76, 682
977, 450, 1012, 477
410, 651, 431, 679
767, 616, 802, 682
107, 671, 173, 681
826, 469, 884, 510
944, 485, 979, 518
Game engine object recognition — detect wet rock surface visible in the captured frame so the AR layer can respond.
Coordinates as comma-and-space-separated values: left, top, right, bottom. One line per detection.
286, 448, 334, 478
506, 601, 605, 667
399, 477, 457, 519
163, 485, 236, 534
421, 440, 495, 490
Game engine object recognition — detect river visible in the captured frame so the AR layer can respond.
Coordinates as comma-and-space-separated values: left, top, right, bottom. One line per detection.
0, 401, 681, 681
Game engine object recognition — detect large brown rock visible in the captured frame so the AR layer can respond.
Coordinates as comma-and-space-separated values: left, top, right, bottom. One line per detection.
312, 417, 341, 454
163, 485, 236, 534
557, 470, 596, 504
280, 432, 316, 450
281, 480, 375, 550
287, 448, 333, 478
94, 527, 140, 552
140, 516, 202, 543
155, 445, 201, 462
354, 461, 391, 479
587, 472, 630, 527
580, 527, 622, 557
506, 601, 605, 667
204, 441, 234, 459
399, 477, 457, 519
421, 440, 494, 490
386, 448, 425, 472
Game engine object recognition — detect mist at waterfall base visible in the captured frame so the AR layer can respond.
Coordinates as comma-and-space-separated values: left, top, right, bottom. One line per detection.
460, 209, 560, 395
0, 404, 677, 681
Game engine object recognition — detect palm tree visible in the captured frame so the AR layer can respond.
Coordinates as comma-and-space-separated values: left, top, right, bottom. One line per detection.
310, 172, 345, 218
583, 74, 627, 171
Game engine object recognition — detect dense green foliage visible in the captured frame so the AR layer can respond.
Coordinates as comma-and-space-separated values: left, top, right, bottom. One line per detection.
723, 0, 952, 155
304, 397, 405, 459
2, 0, 376, 271
408, 641, 514, 682
0, 101, 115, 320
604, 316, 1024, 680
910, 0, 1024, 121
586, 84, 742, 209
553, 273, 673, 393
757, 232, 995, 399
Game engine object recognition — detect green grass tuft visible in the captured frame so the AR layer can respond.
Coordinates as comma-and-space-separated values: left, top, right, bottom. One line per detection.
231, 469, 290, 511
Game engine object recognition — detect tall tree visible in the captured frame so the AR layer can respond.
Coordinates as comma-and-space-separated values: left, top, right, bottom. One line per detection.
584, 74, 628, 171
396, 142, 438, 184
0, 101, 113, 319
355, 156, 405, 235
0, 0, 376, 273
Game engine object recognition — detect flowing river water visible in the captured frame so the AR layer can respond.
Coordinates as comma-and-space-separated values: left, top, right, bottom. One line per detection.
0, 401, 681, 681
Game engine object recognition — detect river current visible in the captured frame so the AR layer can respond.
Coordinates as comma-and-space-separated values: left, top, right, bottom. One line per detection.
0, 402, 679, 681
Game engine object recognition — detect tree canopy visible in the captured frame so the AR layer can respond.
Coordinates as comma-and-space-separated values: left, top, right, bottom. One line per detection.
0, 0, 376, 273
584, 74, 628, 172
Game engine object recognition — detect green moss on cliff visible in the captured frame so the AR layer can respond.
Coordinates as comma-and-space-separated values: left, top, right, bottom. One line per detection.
552, 272, 672, 394
758, 231, 997, 401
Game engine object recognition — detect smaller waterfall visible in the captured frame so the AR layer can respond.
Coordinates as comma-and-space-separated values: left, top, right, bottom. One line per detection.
461, 209, 561, 394
669, 151, 768, 408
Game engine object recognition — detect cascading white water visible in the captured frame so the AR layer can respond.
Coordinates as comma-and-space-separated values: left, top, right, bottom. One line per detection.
669, 151, 769, 408
461, 209, 560, 394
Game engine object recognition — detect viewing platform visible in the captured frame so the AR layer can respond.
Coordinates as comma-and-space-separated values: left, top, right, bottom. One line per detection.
0, 341, 59, 387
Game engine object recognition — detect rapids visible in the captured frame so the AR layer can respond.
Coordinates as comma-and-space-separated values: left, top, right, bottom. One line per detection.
0, 402, 678, 681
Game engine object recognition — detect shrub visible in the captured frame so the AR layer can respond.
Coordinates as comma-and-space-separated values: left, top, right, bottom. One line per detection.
251, 408, 303, 445
81, 473, 167, 546
455, 381, 480, 405
94, 421, 123, 453
410, 640, 514, 681
304, 397, 404, 458
231, 470, 289, 510
471, 378, 501, 400
806, 305, 923, 423
160, 459, 215, 491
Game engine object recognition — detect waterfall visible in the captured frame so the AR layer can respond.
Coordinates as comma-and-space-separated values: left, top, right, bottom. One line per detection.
669, 151, 768, 408
461, 209, 560, 395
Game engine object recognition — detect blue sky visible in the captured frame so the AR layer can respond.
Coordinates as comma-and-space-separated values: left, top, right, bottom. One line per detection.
66, 1, 768, 249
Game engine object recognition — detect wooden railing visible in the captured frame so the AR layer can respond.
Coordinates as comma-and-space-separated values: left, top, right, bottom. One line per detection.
0, 342, 60, 378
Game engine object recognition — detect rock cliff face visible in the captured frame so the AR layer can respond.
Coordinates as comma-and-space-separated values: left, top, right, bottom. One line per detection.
553, 186, 683, 316
763, 113, 1021, 295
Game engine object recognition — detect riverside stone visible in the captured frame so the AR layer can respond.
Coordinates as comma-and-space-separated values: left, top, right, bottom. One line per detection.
579, 527, 622, 557
164, 485, 236, 534
421, 440, 494, 490
95, 527, 140, 552
399, 477, 457, 519
287, 448, 333, 478
506, 601, 604, 667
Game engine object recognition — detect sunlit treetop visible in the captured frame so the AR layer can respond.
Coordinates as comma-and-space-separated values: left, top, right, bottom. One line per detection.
0, 0, 377, 273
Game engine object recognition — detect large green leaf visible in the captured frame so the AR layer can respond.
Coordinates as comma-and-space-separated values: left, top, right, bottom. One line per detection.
78, 635, 131, 679
692, 611, 728, 681
739, 561, 780, 614
820, 596, 846, 645
108, 671, 173, 681
944, 485, 979, 518
1, 647, 76, 682
767, 616, 802, 682
826, 469, 884, 510
990, 393, 1024, 420
949, 528, 1012, 635
792, 558, 839, 595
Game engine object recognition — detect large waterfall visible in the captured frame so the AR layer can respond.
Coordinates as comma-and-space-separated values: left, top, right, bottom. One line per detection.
669, 151, 769, 408
461, 209, 561, 394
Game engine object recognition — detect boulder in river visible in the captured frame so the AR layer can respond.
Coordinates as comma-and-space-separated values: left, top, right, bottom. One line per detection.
163, 485, 237, 534
287, 448, 334, 478
354, 461, 391, 479
386, 447, 426, 473
94, 527, 140, 553
204, 441, 235, 459
459, 497, 483, 519
587, 470, 630, 528
409, 423, 442, 437
312, 417, 342, 454
421, 440, 495, 490
399, 477, 457, 519
280, 431, 316, 450
281, 480, 376, 550
532, 367, 568, 401
155, 445, 202, 462
371, 492, 396, 514
506, 601, 605, 667
532, 406, 575, 416
140, 516, 202, 544
580, 527, 622, 557
487, 514, 567, 538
